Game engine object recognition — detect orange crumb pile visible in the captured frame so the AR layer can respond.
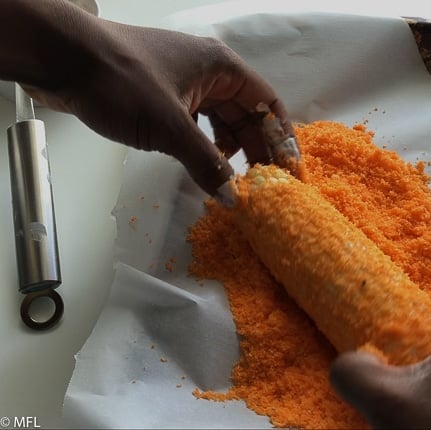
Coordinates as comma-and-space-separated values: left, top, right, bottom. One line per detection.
297, 121, 431, 290
187, 121, 431, 429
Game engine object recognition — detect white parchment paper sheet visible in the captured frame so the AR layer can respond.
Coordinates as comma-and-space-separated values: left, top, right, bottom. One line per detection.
63, 7, 431, 429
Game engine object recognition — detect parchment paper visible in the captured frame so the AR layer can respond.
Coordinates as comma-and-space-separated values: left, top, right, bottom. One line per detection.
62, 7, 431, 429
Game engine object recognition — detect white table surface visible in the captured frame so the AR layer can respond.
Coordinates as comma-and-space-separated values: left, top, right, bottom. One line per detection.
0, 1, 430, 429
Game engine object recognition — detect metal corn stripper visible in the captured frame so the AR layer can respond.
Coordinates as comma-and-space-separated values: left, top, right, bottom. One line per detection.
7, 84, 63, 330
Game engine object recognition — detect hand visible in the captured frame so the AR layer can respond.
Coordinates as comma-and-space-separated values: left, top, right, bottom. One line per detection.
17, 1, 293, 195
329, 351, 431, 429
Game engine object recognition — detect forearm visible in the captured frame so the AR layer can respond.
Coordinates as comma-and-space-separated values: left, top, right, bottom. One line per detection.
0, 0, 100, 89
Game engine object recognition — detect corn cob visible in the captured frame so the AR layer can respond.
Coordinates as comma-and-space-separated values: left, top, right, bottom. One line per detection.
233, 163, 431, 366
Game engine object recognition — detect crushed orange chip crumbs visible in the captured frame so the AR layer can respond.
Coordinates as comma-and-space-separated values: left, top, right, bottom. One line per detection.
128, 215, 138, 229
187, 120, 431, 429
165, 256, 177, 272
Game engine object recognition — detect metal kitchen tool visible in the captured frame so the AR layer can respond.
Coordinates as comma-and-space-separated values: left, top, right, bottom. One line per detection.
7, 84, 63, 330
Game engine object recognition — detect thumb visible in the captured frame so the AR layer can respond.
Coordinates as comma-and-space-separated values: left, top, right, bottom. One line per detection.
330, 351, 431, 429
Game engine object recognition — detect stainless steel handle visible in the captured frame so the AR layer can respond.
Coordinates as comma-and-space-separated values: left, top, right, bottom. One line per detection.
7, 119, 61, 294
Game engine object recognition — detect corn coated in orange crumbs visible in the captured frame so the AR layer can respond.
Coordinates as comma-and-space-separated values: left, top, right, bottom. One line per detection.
187, 121, 431, 429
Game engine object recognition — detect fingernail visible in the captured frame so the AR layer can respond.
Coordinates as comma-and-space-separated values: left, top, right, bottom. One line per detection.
272, 136, 301, 163
214, 180, 236, 207
256, 104, 301, 165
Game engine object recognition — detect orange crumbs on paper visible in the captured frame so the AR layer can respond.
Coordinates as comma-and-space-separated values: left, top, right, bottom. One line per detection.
128, 215, 138, 229
296, 121, 431, 291
187, 121, 431, 429
165, 257, 177, 272
188, 198, 362, 429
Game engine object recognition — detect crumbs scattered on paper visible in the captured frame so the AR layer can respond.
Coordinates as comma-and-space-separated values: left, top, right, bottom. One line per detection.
128, 215, 138, 229
165, 256, 177, 272
144, 232, 153, 244
176, 375, 186, 388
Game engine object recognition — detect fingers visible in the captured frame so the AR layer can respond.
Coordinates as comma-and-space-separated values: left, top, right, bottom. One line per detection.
330, 351, 403, 428
226, 66, 294, 138
207, 100, 300, 177
149, 109, 234, 196
199, 47, 296, 167
256, 101, 301, 175
180, 127, 234, 196
206, 107, 271, 166
206, 100, 271, 165
330, 351, 391, 403
268, 98, 295, 137
330, 351, 431, 429
201, 72, 298, 170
